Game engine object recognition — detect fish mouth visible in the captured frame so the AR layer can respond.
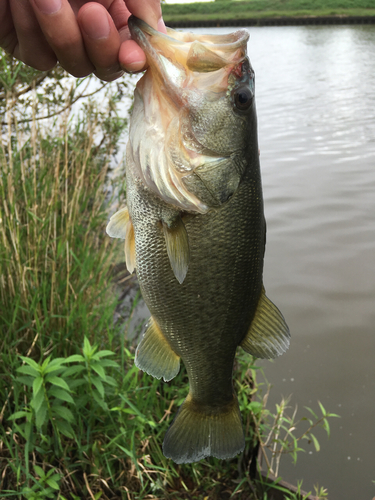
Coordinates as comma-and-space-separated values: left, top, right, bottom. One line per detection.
128, 15, 249, 100
127, 17, 252, 214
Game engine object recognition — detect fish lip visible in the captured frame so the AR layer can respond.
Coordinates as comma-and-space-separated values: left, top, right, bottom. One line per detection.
128, 15, 179, 48
128, 15, 249, 51
128, 16, 250, 79
128, 15, 186, 107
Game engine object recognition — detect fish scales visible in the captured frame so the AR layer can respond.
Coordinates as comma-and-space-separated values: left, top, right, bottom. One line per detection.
127, 154, 264, 405
106, 16, 290, 464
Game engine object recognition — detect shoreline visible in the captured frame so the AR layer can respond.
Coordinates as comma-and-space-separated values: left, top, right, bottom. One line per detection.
166, 15, 375, 28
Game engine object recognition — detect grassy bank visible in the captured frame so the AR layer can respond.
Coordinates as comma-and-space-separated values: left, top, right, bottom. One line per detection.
0, 53, 337, 499
162, 0, 375, 23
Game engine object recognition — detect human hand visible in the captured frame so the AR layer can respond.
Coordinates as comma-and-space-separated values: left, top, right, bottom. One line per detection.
0, 0, 166, 81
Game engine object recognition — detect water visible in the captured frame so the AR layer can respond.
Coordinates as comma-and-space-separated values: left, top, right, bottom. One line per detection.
243, 25, 375, 498
129, 25, 375, 498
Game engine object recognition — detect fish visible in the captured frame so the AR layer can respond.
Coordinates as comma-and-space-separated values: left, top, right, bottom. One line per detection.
106, 16, 290, 464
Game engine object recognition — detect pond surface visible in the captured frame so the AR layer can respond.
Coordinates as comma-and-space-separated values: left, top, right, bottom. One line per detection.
236, 24, 375, 498
128, 24, 375, 498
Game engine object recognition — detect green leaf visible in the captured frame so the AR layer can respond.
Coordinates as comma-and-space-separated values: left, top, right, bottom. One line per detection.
33, 465, 45, 478
48, 387, 75, 404
93, 350, 115, 358
92, 391, 107, 411
46, 376, 71, 392
63, 365, 85, 377
98, 359, 119, 368
35, 403, 48, 429
91, 376, 105, 398
16, 376, 34, 387
46, 479, 60, 490
45, 470, 60, 479
31, 387, 45, 414
19, 356, 39, 370
33, 376, 44, 398
44, 363, 68, 375
64, 354, 85, 363
305, 406, 318, 419
41, 356, 52, 372
52, 405, 74, 423
311, 434, 320, 452
55, 419, 74, 439
69, 379, 87, 389
17, 366, 39, 377
318, 401, 326, 416
91, 362, 106, 380
83, 336, 92, 356
105, 376, 118, 388
8, 410, 30, 421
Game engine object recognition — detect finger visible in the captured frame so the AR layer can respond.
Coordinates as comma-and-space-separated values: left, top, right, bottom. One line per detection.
78, 3, 124, 82
0, 0, 19, 56
28, 0, 94, 77
8, 0, 56, 69
116, 0, 167, 73
125, 0, 166, 32
118, 39, 146, 74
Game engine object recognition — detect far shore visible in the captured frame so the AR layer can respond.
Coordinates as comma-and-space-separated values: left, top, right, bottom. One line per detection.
162, 0, 375, 27
165, 15, 375, 28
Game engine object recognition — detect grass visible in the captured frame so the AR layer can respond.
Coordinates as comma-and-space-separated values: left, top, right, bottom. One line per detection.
0, 52, 337, 499
162, 0, 375, 23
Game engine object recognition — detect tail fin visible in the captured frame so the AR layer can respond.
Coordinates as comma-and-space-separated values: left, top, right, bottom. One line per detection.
163, 393, 244, 464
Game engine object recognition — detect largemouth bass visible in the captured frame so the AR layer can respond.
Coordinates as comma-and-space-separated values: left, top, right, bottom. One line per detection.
107, 16, 290, 464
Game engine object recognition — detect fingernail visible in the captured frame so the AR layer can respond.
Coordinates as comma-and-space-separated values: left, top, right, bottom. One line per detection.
124, 60, 145, 73
82, 16, 110, 40
158, 17, 167, 34
34, 0, 62, 15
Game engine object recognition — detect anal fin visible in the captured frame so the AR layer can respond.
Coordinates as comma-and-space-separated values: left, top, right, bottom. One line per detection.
162, 215, 190, 284
135, 317, 180, 382
241, 286, 290, 359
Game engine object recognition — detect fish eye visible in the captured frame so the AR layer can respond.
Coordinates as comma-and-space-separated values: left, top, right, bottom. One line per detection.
233, 86, 254, 112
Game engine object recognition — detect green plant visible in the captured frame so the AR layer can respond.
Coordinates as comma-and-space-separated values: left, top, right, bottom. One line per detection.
254, 394, 339, 478
20, 465, 62, 500
8, 337, 119, 452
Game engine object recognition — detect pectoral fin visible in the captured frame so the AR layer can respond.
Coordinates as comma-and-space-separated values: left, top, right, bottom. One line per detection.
106, 206, 130, 239
135, 317, 180, 382
241, 287, 290, 359
106, 206, 136, 274
162, 216, 190, 284
124, 220, 136, 274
